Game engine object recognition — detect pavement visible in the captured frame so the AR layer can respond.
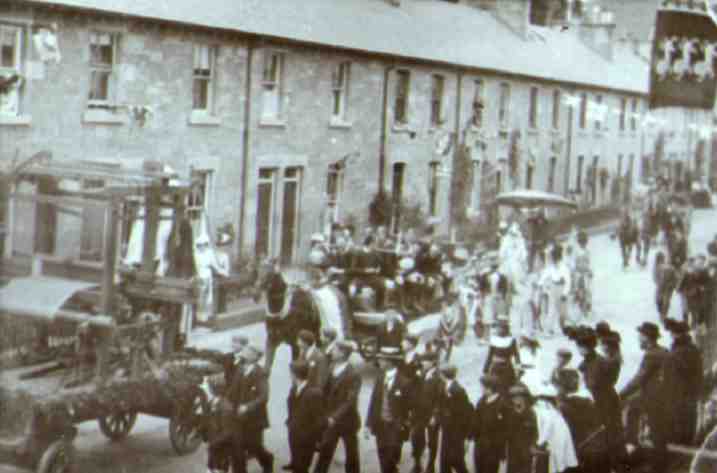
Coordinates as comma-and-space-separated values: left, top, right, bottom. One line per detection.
2, 210, 710, 473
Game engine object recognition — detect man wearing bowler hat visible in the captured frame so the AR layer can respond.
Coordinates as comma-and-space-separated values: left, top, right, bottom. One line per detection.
506, 384, 539, 473
285, 361, 324, 473
314, 340, 362, 473
366, 354, 413, 473
619, 322, 669, 473
226, 344, 274, 473
437, 363, 471, 473
410, 352, 443, 473
575, 328, 624, 472
473, 374, 510, 473
664, 318, 703, 445
297, 329, 329, 392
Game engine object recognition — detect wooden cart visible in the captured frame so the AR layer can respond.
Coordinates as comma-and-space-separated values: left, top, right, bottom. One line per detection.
0, 155, 225, 472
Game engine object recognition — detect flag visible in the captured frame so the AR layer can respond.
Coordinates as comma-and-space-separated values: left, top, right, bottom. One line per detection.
649, 0, 717, 109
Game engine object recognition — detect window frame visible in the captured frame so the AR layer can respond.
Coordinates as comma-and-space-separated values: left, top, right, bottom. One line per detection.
430, 74, 445, 127
394, 69, 411, 125
576, 155, 585, 193
260, 50, 286, 122
528, 86, 539, 129
472, 78, 485, 127
547, 156, 557, 192
428, 161, 440, 217
619, 97, 627, 132
579, 92, 587, 129
192, 43, 218, 114
0, 22, 24, 117
331, 61, 351, 121
325, 162, 345, 223
594, 94, 603, 131
87, 31, 119, 108
630, 97, 638, 132
551, 89, 561, 130
498, 82, 511, 129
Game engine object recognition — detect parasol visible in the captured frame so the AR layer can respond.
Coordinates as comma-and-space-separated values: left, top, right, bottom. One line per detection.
495, 189, 578, 209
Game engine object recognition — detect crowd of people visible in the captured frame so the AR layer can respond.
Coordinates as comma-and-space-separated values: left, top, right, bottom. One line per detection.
196, 176, 717, 473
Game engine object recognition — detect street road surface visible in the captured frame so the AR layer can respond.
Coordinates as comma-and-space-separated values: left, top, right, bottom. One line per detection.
2, 209, 714, 473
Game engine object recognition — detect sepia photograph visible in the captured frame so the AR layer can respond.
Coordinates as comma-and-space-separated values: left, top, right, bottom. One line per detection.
1, 0, 717, 472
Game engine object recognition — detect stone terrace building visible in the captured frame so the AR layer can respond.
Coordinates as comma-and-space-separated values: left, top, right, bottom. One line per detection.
0, 0, 710, 265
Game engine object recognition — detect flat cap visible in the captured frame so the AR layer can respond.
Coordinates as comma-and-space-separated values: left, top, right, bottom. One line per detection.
557, 348, 573, 358
637, 322, 660, 340
664, 318, 689, 334
509, 384, 532, 398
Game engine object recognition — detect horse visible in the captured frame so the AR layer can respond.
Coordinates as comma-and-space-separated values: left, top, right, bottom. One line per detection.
257, 265, 351, 374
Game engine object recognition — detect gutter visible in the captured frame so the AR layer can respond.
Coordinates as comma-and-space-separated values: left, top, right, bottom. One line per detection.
448, 71, 463, 234
237, 39, 255, 257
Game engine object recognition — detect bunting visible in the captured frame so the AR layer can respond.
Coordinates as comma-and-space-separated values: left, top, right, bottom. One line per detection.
649, 0, 717, 109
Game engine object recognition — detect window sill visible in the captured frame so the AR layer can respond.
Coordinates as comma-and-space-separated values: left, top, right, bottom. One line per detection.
0, 114, 31, 126
259, 117, 287, 128
188, 112, 222, 126
82, 109, 127, 125
329, 117, 352, 129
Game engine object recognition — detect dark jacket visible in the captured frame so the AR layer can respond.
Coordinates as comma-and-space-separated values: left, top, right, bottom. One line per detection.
262, 271, 288, 314
304, 347, 330, 391
438, 380, 473, 440
556, 396, 604, 457
668, 335, 703, 403
506, 408, 539, 473
474, 393, 511, 450
412, 367, 444, 426
366, 371, 413, 441
225, 364, 269, 432
619, 345, 669, 414
323, 363, 362, 434
287, 383, 324, 446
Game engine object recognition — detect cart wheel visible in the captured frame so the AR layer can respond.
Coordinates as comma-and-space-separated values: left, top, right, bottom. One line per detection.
169, 389, 207, 455
98, 411, 138, 441
36, 440, 75, 473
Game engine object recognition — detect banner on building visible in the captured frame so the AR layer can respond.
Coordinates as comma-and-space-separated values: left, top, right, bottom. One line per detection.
649, 1, 717, 109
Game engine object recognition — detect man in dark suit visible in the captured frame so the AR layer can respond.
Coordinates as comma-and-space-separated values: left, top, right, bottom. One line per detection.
297, 329, 329, 391
400, 334, 422, 383
285, 361, 324, 473
437, 363, 471, 473
574, 329, 624, 471
410, 352, 443, 473
314, 340, 362, 473
665, 318, 703, 445
257, 258, 290, 375
366, 355, 413, 473
226, 344, 274, 473
619, 322, 670, 473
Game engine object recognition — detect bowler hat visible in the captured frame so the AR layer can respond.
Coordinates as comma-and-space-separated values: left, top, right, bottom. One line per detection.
637, 322, 660, 340
664, 318, 689, 334
557, 348, 572, 359
575, 331, 597, 350
595, 321, 612, 338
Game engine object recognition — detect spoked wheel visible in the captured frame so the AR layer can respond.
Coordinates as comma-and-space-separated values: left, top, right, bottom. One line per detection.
98, 411, 138, 441
169, 388, 207, 455
36, 440, 75, 473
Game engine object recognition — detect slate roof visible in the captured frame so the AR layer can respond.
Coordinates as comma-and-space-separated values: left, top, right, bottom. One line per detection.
21, 0, 650, 94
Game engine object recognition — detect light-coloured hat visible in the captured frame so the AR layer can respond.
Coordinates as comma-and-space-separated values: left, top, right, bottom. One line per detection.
311, 233, 326, 243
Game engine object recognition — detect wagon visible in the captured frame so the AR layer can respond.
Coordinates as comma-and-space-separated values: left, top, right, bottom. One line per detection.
0, 154, 229, 471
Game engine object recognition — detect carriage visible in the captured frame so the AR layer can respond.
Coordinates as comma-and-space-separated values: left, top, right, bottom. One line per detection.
0, 155, 229, 472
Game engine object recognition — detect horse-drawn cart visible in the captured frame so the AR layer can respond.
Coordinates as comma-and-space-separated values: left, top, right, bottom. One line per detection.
0, 155, 226, 472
